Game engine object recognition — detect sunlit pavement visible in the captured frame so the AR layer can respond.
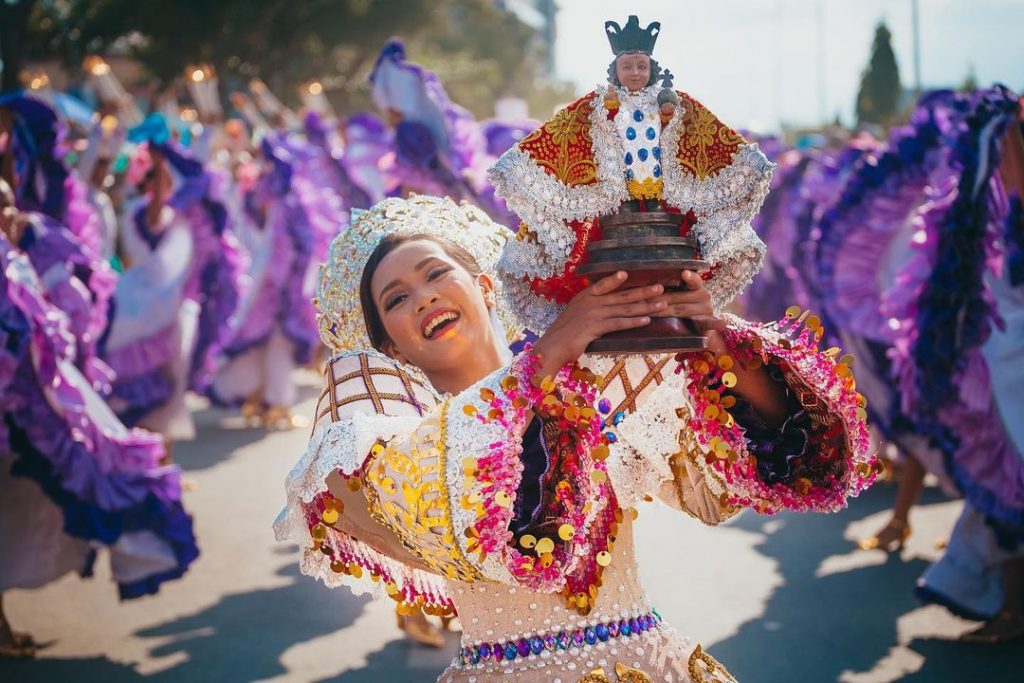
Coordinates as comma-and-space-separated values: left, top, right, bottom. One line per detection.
3, 371, 1022, 682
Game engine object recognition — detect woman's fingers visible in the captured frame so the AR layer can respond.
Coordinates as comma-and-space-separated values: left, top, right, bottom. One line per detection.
601, 283, 664, 305
599, 315, 652, 333
679, 269, 704, 290
600, 300, 666, 318
586, 271, 629, 296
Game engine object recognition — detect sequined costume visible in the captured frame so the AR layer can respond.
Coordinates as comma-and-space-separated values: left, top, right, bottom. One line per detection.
276, 195, 875, 682
488, 81, 773, 333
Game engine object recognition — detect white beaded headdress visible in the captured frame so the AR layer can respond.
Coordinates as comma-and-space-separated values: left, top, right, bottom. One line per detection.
316, 194, 520, 353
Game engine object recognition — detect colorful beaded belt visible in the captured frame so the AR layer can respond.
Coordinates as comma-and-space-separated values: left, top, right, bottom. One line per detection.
456, 609, 663, 668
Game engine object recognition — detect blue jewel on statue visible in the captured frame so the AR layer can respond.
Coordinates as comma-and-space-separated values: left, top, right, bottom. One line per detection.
626, 169, 634, 181
637, 148, 649, 162
626, 126, 637, 141
619, 618, 631, 636
633, 109, 644, 122
557, 631, 571, 649
530, 636, 544, 654
471, 648, 481, 665
646, 127, 657, 140
653, 164, 662, 178
625, 152, 633, 165
606, 432, 618, 444
653, 146, 661, 160
504, 642, 518, 660
596, 623, 610, 642
544, 634, 558, 651
613, 411, 626, 426
478, 643, 492, 659
598, 398, 612, 414
584, 627, 598, 645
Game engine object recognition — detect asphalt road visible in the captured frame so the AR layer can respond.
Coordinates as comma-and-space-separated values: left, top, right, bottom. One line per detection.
3, 371, 1021, 682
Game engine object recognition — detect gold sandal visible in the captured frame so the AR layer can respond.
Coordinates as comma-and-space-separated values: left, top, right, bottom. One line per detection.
857, 518, 911, 552
263, 406, 309, 431
396, 611, 445, 648
0, 633, 35, 658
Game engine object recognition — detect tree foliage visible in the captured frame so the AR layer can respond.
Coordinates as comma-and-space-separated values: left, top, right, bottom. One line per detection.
20, 0, 574, 118
855, 21, 902, 126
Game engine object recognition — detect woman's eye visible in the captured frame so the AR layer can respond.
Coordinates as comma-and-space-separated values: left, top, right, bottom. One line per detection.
427, 266, 451, 281
384, 293, 406, 311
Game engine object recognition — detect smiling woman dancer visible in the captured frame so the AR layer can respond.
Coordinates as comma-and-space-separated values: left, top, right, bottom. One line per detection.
277, 194, 875, 682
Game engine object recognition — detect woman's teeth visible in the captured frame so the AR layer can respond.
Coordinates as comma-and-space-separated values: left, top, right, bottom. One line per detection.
424, 311, 459, 338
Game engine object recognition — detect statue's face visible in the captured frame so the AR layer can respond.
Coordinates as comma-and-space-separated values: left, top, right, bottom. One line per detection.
615, 53, 651, 91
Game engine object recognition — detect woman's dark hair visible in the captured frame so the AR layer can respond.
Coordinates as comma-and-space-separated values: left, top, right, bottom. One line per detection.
606, 53, 663, 88
359, 232, 484, 351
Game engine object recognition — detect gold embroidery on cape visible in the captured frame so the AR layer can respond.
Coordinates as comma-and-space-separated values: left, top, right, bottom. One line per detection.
627, 177, 664, 200
577, 662, 653, 682
687, 644, 738, 683
363, 400, 484, 582
676, 94, 744, 181
517, 96, 599, 187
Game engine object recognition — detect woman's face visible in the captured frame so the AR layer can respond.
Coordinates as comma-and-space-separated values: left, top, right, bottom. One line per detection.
616, 53, 651, 91
370, 239, 497, 375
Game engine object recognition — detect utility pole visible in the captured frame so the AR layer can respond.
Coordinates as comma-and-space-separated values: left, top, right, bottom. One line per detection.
911, 0, 922, 95
816, 0, 827, 125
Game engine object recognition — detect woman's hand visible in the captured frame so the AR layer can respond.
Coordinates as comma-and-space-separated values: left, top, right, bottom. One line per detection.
652, 270, 726, 343
532, 271, 665, 377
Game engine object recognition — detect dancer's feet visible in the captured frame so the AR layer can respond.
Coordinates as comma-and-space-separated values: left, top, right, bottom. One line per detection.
397, 610, 446, 648
959, 611, 1024, 644
857, 518, 911, 552
263, 406, 309, 431
0, 612, 36, 659
240, 394, 265, 426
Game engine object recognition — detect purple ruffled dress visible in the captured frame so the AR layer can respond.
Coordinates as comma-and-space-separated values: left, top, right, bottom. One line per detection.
1, 232, 198, 598
102, 141, 244, 437
210, 138, 322, 408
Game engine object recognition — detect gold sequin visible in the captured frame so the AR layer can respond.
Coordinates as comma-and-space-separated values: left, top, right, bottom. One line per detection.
321, 508, 339, 525
535, 537, 555, 554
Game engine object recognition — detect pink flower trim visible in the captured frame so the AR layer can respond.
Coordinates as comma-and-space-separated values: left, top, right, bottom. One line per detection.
465, 348, 617, 599
680, 311, 877, 514
301, 492, 456, 615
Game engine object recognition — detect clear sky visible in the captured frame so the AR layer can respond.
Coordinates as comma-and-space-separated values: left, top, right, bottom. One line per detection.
553, 0, 1024, 131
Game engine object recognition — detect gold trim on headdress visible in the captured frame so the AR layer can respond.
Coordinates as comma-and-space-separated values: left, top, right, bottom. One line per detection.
315, 194, 520, 352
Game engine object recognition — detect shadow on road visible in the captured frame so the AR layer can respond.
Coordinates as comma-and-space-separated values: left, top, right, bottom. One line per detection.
316, 632, 459, 683
173, 379, 319, 472
131, 562, 372, 682
0, 655, 141, 682
896, 635, 1024, 681
708, 484, 1024, 682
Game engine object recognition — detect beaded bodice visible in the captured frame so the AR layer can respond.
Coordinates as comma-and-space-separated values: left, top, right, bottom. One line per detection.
449, 517, 650, 649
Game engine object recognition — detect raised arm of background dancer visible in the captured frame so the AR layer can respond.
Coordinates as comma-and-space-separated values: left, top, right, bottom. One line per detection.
999, 101, 1024, 198
145, 148, 169, 231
